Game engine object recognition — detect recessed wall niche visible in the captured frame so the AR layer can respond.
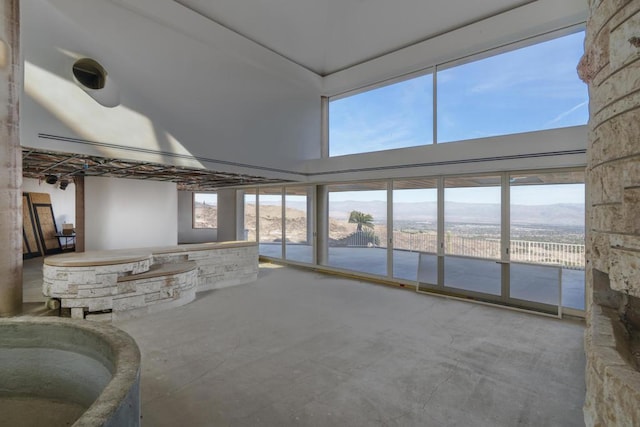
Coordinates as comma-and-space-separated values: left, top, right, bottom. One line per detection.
71, 57, 120, 108
72, 58, 106, 90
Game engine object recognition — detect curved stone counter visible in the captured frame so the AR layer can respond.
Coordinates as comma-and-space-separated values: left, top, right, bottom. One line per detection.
43, 241, 258, 320
0, 317, 141, 426
43, 249, 152, 268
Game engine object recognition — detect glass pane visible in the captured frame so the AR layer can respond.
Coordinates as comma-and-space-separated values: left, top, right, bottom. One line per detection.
444, 257, 502, 295
510, 171, 585, 310
326, 182, 387, 276
285, 187, 313, 264
193, 193, 217, 229
329, 73, 433, 156
510, 262, 562, 306
437, 31, 588, 143
243, 189, 256, 242
393, 179, 438, 281
259, 188, 282, 258
417, 252, 438, 286
444, 176, 501, 295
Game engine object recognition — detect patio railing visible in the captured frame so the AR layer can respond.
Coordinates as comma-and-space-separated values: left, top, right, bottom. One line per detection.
343, 230, 585, 269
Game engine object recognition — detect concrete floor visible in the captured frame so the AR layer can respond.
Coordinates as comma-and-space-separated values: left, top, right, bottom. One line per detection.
115, 264, 584, 427
20, 258, 586, 426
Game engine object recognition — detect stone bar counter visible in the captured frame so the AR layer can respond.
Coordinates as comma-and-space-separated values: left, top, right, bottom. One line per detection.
43, 241, 258, 321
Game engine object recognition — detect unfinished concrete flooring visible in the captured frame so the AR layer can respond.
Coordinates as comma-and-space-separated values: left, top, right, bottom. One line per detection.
114, 263, 585, 427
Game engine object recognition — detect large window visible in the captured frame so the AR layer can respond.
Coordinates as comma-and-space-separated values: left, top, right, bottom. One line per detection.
258, 188, 282, 258
285, 187, 314, 264
261, 166, 585, 315
444, 176, 502, 296
329, 30, 586, 155
326, 182, 388, 275
393, 179, 438, 282
437, 31, 587, 143
193, 192, 217, 229
509, 171, 585, 310
329, 73, 433, 157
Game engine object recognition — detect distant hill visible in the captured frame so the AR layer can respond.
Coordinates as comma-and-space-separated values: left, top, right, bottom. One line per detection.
246, 198, 584, 228
322, 200, 584, 227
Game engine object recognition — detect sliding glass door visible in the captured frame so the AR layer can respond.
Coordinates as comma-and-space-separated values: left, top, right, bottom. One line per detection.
509, 171, 585, 311
254, 167, 585, 315
326, 182, 388, 276
444, 176, 502, 296
258, 187, 282, 258
393, 179, 438, 283
285, 186, 314, 264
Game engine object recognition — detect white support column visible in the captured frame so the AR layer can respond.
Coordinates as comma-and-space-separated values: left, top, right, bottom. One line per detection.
235, 189, 245, 241
437, 177, 444, 286
501, 172, 510, 300
320, 96, 329, 158
387, 180, 393, 278
316, 185, 328, 266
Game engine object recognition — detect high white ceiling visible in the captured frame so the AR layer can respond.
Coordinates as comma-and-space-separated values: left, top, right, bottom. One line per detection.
176, 0, 533, 76
23, 0, 587, 180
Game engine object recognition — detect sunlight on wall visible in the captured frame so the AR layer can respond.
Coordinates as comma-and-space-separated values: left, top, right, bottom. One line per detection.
24, 60, 199, 166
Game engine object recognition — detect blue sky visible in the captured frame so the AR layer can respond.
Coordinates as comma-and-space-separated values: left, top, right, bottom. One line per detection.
329, 31, 588, 156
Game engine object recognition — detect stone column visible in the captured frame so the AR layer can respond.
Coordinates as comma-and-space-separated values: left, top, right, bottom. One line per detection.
0, 0, 21, 317
579, 0, 640, 425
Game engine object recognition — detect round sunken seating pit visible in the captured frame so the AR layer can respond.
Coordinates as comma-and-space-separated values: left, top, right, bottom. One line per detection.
0, 317, 141, 426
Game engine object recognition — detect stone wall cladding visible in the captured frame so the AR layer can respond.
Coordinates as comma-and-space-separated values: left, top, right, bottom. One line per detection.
152, 244, 259, 292
580, 0, 640, 425
584, 306, 640, 426
43, 257, 152, 312
109, 266, 198, 321
42, 242, 258, 320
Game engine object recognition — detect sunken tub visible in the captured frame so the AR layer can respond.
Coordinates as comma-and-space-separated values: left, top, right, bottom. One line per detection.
0, 317, 140, 426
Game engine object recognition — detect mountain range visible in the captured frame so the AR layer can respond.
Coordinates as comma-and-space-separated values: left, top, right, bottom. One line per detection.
281, 200, 584, 227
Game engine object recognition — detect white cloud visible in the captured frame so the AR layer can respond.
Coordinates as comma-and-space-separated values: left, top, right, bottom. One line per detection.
546, 101, 588, 125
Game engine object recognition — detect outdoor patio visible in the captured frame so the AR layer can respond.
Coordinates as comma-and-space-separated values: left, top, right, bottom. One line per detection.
259, 244, 585, 311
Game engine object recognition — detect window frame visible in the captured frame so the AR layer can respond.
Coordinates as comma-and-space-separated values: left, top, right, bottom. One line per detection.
327, 24, 587, 156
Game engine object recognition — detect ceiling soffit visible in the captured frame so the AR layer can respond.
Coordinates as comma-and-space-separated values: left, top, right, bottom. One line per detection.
175, 0, 533, 75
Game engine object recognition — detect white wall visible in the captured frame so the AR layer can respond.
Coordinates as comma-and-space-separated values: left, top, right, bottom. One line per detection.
84, 177, 177, 251
216, 189, 238, 242
177, 191, 217, 244
21, 0, 320, 180
22, 177, 75, 232
20, 0, 586, 184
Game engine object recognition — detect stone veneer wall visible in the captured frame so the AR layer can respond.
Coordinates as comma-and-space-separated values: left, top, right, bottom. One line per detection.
152, 244, 259, 292
43, 242, 258, 320
579, 0, 640, 425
